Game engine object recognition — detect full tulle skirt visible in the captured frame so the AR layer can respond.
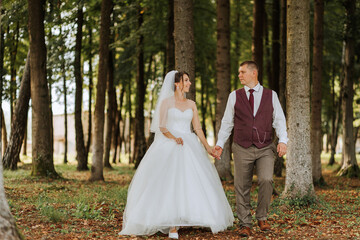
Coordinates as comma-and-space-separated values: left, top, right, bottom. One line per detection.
119, 130, 234, 236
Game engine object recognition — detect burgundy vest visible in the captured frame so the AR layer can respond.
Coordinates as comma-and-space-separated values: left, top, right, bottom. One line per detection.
233, 88, 273, 148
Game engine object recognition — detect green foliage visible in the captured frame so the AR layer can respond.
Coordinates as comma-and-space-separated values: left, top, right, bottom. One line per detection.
36, 193, 67, 222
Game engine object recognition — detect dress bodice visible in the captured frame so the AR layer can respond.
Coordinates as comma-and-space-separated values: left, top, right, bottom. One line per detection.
166, 108, 193, 134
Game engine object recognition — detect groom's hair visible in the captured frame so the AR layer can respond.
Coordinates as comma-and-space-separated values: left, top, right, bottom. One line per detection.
240, 61, 258, 72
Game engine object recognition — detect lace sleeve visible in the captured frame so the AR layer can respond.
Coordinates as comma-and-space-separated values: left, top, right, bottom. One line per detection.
191, 101, 202, 133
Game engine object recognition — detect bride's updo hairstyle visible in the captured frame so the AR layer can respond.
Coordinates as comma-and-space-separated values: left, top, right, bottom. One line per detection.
174, 71, 189, 91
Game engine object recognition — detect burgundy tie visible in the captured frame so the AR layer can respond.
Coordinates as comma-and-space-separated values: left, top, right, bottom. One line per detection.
249, 89, 255, 114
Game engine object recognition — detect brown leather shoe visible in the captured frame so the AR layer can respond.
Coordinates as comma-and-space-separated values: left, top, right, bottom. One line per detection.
239, 226, 251, 237
258, 220, 271, 231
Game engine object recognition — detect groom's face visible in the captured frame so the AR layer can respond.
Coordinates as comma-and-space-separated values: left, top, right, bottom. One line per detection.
238, 65, 256, 87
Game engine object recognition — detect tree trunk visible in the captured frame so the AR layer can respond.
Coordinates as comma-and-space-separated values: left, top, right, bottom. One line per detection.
166, 0, 175, 72
272, 0, 280, 94
0, 1, 20, 236
274, 0, 287, 177
22, 124, 27, 156
74, 4, 88, 171
311, 0, 324, 185
174, 0, 195, 101
48, 1, 54, 161
251, 0, 264, 84
264, 9, 272, 88
283, 0, 314, 198
62, 42, 68, 165
3, 51, 30, 170
112, 86, 125, 164
1, 111, 7, 155
279, 0, 287, 109
329, 87, 342, 166
28, 0, 58, 177
233, 0, 241, 90
104, 50, 115, 169
10, 21, 19, 125
89, 0, 113, 181
337, 0, 359, 178
215, 0, 233, 181
134, 5, 147, 169
86, 25, 93, 160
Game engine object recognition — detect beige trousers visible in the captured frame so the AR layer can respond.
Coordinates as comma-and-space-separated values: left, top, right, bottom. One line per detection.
232, 142, 275, 227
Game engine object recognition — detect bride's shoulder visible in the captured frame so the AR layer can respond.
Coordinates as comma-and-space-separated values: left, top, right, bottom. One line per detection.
186, 99, 197, 108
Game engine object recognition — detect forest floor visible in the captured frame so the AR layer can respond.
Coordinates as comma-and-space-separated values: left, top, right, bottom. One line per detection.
3, 154, 360, 240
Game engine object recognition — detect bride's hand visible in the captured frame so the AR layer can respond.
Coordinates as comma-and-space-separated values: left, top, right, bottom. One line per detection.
174, 137, 183, 145
206, 145, 213, 155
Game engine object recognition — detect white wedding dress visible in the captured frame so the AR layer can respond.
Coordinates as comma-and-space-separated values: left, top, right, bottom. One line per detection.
119, 96, 234, 236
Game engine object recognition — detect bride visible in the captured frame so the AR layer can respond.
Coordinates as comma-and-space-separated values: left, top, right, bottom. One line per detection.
119, 71, 234, 239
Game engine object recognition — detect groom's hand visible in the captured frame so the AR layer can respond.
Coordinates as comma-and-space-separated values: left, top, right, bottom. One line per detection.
277, 143, 287, 157
213, 145, 223, 160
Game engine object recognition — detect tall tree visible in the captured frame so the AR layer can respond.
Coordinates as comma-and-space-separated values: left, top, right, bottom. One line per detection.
28, 0, 58, 177
251, 0, 264, 84
274, 0, 287, 177
337, 0, 359, 177
133, 5, 147, 168
104, 50, 115, 168
85, 22, 93, 159
311, 0, 324, 184
174, 0, 195, 100
0, 2, 21, 235
3, 51, 30, 170
215, 0, 233, 181
74, 2, 88, 171
9, 21, 19, 125
283, 0, 314, 198
272, 0, 280, 93
166, 0, 175, 72
61, 33, 68, 165
89, 0, 113, 181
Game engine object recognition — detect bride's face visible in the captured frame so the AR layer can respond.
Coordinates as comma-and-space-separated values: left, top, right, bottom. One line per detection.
182, 74, 191, 93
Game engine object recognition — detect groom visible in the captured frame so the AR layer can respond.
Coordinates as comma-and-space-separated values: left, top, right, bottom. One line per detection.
213, 61, 288, 237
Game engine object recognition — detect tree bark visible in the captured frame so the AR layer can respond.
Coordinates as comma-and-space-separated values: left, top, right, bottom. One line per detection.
1, 111, 7, 155
311, 0, 324, 184
134, 5, 147, 169
62, 37, 68, 165
272, 0, 280, 94
74, 4, 88, 171
337, 0, 359, 178
112, 86, 125, 164
166, 0, 175, 72
104, 50, 115, 169
3, 51, 30, 170
174, 0, 195, 101
215, 0, 233, 181
283, 0, 314, 198
10, 21, 19, 125
28, 0, 58, 178
233, 0, 241, 90
251, 0, 264, 84
89, 0, 113, 181
274, 0, 287, 177
86, 24, 93, 160
329, 77, 342, 166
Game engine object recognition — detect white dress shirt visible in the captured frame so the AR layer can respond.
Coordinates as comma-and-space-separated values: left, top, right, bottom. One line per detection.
216, 83, 288, 148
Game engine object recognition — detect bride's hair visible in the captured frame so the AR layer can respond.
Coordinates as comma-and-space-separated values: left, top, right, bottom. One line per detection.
174, 71, 189, 90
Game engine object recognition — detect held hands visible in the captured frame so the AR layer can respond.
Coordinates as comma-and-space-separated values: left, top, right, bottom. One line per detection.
277, 143, 287, 157
211, 145, 223, 160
